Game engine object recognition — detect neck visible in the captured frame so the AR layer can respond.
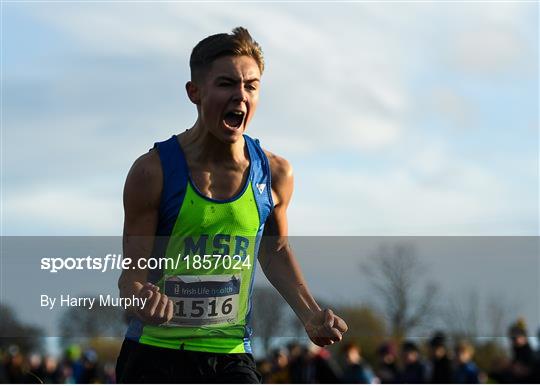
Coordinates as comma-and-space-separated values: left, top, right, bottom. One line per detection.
181, 119, 247, 164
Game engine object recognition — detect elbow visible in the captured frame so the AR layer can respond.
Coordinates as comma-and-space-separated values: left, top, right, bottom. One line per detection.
118, 273, 125, 292
118, 270, 130, 291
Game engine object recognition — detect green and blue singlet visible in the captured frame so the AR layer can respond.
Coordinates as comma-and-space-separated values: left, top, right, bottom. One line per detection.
124, 135, 274, 354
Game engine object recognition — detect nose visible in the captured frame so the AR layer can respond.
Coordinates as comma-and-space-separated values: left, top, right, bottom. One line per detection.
232, 84, 248, 103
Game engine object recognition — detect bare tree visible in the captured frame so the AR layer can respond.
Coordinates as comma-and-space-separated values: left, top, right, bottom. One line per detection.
442, 290, 517, 341
0, 303, 44, 353
441, 289, 480, 340
58, 297, 126, 347
485, 293, 517, 339
251, 286, 287, 354
361, 243, 438, 339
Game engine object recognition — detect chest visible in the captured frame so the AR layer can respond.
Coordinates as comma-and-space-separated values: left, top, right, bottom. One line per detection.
176, 182, 261, 238
189, 163, 250, 201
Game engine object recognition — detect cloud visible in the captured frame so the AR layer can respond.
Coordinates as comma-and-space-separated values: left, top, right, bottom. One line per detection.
21, 4, 195, 59
5, 186, 123, 235
20, 3, 410, 154
432, 2, 537, 76
450, 24, 529, 75
425, 88, 476, 129
288, 143, 536, 236
3, 3, 537, 236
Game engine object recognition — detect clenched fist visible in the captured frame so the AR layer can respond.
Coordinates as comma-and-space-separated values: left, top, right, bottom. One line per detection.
135, 282, 174, 325
304, 309, 348, 347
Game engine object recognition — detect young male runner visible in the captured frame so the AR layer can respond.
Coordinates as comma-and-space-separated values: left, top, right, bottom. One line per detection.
116, 27, 348, 383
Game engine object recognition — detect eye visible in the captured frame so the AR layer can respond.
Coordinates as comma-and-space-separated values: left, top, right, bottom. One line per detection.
246, 84, 258, 91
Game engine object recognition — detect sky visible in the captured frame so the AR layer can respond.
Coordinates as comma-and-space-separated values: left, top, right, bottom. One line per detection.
2, 2, 538, 237
1, 2, 539, 340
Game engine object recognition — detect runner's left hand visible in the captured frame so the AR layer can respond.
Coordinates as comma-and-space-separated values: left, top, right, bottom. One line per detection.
304, 309, 348, 347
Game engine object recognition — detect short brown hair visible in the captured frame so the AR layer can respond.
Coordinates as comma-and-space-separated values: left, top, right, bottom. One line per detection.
342, 342, 361, 354
455, 340, 474, 356
190, 27, 264, 82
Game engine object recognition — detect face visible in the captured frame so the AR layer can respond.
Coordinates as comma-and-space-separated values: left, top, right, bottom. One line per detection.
431, 346, 446, 359
189, 55, 261, 143
403, 350, 418, 364
511, 334, 528, 347
345, 347, 361, 364
276, 353, 288, 368
383, 354, 395, 364
457, 349, 472, 363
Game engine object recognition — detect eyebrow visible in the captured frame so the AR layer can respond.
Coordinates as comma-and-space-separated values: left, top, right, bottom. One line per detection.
215, 75, 260, 83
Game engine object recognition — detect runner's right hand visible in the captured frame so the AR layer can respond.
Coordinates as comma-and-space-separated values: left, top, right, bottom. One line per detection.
135, 282, 174, 325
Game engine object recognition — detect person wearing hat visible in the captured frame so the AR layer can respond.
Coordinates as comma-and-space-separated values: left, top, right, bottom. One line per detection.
428, 331, 453, 383
376, 342, 399, 384
508, 318, 536, 383
399, 341, 428, 383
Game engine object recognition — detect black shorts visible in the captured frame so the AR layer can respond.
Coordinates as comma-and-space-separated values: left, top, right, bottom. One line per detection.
116, 339, 261, 384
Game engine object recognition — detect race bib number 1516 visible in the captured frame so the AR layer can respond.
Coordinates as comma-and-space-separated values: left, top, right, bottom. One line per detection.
163, 275, 241, 327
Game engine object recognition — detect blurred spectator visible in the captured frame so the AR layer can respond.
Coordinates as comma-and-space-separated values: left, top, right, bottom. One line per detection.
536, 327, 540, 382
508, 318, 536, 383
341, 342, 376, 383
59, 359, 76, 384
308, 343, 342, 383
453, 340, 480, 384
428, 331, 453, 383
0, 350, 7, 383
42, 355, 61, 383
103, 362, 116, 384
487, 356, 513, 384
78, 349, 99, 383
286, 342, 305, 384
400, 341, 428, 383
5, 345, 25, 383
64, 344, 85, 383
256, 358, 273, 384
3, 322, 540, 384
267, 349, 290, 383
288, 343, 341, 383
376, 342, 399, 384
22, 352, 44, 383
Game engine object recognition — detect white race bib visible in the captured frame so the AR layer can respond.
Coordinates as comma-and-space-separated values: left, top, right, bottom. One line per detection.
163, 274, 241, 327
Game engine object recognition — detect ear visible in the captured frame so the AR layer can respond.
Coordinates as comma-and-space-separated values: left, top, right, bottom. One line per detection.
186, 81, 201, 105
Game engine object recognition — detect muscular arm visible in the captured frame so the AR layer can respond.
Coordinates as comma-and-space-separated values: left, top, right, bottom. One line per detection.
118, 150, 173, 324
258, 152, 347, 346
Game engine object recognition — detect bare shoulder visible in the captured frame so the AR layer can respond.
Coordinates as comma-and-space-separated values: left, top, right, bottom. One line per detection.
124, 149, 163, 210
263, 149, 293, 207
263, 149, 293, 183
127, 149, 162, 186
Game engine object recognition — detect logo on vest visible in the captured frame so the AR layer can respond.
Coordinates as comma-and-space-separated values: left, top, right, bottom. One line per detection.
256, 183, 266, 194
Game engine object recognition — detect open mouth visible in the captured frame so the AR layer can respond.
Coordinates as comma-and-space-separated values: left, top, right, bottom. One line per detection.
223, 110, 245, 130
